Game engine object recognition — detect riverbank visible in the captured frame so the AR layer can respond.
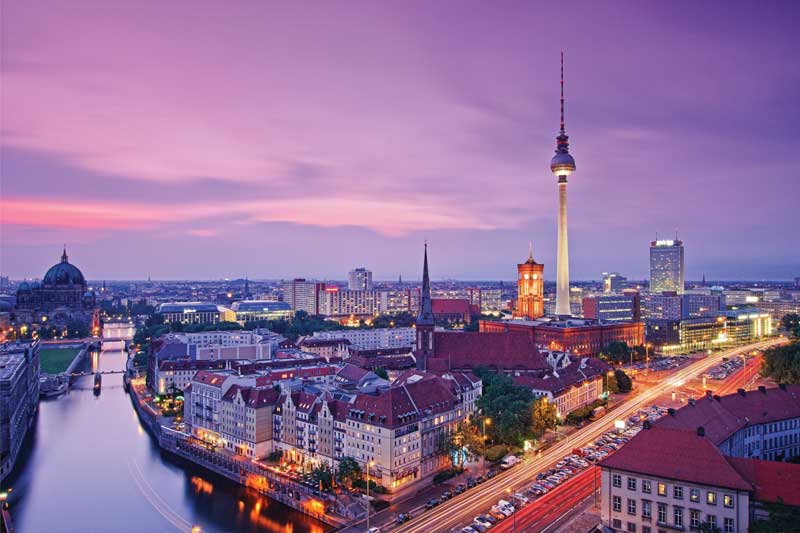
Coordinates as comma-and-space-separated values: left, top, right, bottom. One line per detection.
127, 378, 347, 529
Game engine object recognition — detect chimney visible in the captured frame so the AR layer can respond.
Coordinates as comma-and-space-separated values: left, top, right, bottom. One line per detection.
759, 386, 767, 394
668, 408, 676, 417
688, 398, 696, 406
706, 390, 713, 399
697, 426, 705, 437
738, 388, 746, 397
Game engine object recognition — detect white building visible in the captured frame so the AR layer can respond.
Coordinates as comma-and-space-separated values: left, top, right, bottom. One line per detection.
312, 327, 417, 350
282, 279, 325, 314
158, 302, 235, 324
317, 287, 388, 318
348, 268, 373, 291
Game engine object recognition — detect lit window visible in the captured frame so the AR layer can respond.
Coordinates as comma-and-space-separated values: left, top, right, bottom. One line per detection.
707, 491, 717, 505
723, 494, 734, 508
657, 483, 667, 496
690, 488, 699, 502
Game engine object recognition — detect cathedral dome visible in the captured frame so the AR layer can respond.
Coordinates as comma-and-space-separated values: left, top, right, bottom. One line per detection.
42, 248, 86, 286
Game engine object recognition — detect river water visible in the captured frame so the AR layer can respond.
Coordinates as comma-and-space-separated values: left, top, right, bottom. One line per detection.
8, 347, 330, 533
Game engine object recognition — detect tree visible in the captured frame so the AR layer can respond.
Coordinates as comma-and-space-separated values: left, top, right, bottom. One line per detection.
780, 313, 800, 338
373, 367, 388, 380
336, 456, 361, 486
614, 369, 633, 392
476, 373, 535, 446
531, 397, 558, 438
761, 342, 800, 384
601, 341, 632, 364
312, 464, 334, 491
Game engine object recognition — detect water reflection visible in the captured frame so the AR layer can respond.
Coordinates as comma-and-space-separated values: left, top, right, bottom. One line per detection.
8, 347, 330, 533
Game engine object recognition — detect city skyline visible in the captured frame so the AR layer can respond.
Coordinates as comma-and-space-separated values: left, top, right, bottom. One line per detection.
3, 1, 799, 280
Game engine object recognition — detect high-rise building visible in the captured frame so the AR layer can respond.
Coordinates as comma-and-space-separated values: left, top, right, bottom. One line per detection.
602, 272, 627, 293
317, 287, 387, 318
282, 279, 325, 315
649, 239, 685, 294
582, 293, 639, 323
550, 53, 577, 316
514, 245, 545, 319
347, 267, 373, 291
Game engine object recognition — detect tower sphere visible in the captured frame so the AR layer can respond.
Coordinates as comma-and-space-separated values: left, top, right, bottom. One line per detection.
550, 151, 576, 176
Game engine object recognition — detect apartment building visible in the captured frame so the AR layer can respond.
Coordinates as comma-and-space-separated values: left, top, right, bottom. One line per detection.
311, 327, 417, 350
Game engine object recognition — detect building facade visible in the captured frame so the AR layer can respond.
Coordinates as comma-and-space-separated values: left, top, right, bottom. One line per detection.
347, 268, 373, 291
312, 327, 417, 350
317, 287, 388, 318
14, 248, 98, 330
230, 300, 292, 322
0, 340, 40, 482
583, 293, 640, 323
513, 249, 545, 319
158, 302, 236, 324
283, 279, 326, 315
649, 239, 685, 294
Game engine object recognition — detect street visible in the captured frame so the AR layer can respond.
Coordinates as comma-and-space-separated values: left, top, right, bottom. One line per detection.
388, 338, 784, 533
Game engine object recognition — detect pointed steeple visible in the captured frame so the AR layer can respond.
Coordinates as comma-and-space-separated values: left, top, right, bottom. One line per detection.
417, 243, 434, 326
61, 245, 69, 263
524, 241, 539, 265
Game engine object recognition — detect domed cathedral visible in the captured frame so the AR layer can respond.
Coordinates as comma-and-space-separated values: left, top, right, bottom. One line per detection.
15, 247, 99, 330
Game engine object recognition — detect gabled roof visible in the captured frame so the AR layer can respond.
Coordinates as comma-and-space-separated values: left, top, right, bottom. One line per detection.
335, 363, 371, 383
600, 426, 752, 491
654, 385, 800, 445
223, 385, 279, 408
728, 457, 800, 507
431, 331, 548, 372
350, 386, 419, 428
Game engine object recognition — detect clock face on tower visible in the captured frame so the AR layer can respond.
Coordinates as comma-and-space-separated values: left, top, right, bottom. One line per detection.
533, 274, 538, 280
524, 274, 529, 280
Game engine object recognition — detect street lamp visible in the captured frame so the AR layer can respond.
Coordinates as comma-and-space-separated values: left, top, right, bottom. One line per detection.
645, 343, 652, 375
505, 487, 517, 533
482, 418, 492, 474
365, 460, 375, 532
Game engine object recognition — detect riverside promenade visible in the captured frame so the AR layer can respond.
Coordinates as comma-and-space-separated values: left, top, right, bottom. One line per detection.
127, 377, 350, 528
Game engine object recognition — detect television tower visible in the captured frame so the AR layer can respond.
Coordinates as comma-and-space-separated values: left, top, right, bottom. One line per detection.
550, 52, 576, 316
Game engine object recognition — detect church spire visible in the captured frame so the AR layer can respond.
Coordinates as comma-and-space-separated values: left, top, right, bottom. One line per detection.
61, 245, 68, 263
417, 243, 434, 326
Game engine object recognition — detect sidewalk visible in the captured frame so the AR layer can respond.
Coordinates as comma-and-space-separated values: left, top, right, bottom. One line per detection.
338, 460, 488, 532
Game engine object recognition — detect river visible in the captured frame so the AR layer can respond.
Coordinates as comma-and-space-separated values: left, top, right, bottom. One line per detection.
7, 346, 330, 533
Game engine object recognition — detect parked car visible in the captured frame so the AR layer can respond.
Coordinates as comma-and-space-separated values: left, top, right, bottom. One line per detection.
462, 527, 478, 533
513, 492, 529, 504
470, 522, 488, 532
489, 507, 507, 520
425, 498, 439, 509
455, 483, 466, 494
479, 514, 497, 525
467, 477, 477, 488
497, 499, 516, 513
396, 513, 410, 524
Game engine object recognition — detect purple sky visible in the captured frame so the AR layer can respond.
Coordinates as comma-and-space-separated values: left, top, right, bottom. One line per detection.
2, 1, 799, 281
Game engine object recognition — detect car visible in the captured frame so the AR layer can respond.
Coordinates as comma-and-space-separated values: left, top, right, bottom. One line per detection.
470, 522, 488, 532
396, 513, 410, 524
540, 480, 555, 489
455, 483, 466, 494
467, 477, 477, 488
479, 514, 497, 524
476, 474, 486, 484
536, 472, 546, 481
497, 499, 516, 513
489, 507, 507, 520
513, 492, 529, 504
367, 528, 381, 533
425, 498, 439, 509
555, 460, 566, 468
487, 469, 498, 478
440, 491, 452, 502
462, 527, 478, 533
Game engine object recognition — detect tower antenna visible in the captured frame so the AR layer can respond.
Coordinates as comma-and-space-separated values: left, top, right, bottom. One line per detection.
560, 51, 565, 134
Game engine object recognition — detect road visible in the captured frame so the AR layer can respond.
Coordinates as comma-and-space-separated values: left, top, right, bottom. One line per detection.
390, 338, 784, 533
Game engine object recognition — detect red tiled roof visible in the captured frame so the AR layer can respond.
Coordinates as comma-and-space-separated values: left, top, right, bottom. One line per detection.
514, 357, 609, 394
432, 298, 473, 315
350, 387, 418, 428
728, 457, 800, 507
335, 363, 371, 383
192, 371, 229, 388
223, 384, 279, 408
431, 331, 548, 372
348, 354, 415, 370
654, 385, 800, 445
600, 426, 752, 491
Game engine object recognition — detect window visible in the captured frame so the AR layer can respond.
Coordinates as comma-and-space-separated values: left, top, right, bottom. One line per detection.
613, 519, 622, 529
628, 477, 637, 491
724, 517, 734, 533
657, 503, 667, 524
690, 488, 700, 502
674, 507, 683, 528
657, 483, 667, 496
642, 527, 651, 533
628, 499, 637, 515
690, 510, 700, 528
708, 515, 717, 528
642, 480, 652, 494
613, 495, 622, 512
613, 474, 622, 488
642, 500, 652, 519
707, 491, 717, 505
673, 485, 683, 499
723, 494, 734, 508
627, 523, 637, 533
